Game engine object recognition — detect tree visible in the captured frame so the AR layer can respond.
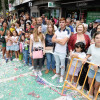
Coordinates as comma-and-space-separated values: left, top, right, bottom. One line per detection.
1, 0, 6, 18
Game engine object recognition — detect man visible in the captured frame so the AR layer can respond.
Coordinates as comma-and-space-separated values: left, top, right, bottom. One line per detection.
24, 12, 31, 32
66, 18, 74, 35
36, 17, 47, 34
52, 18, 70, 82
84, 23, 91, 40
10, 15, 17, 25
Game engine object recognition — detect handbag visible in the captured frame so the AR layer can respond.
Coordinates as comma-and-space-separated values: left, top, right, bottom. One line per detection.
32, 49, 43, 59
19, 53, 23, 60
0, 36, 6, 43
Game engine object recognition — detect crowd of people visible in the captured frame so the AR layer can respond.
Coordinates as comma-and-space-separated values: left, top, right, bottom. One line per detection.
0, 12, 100, 99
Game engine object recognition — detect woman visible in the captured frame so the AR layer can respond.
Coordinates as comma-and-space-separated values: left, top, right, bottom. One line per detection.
26, 22, 33, 35
68, 23, 91, 89
83, 31, 100, 99
68, 23, 90, 53
87, 22, 93, 33
30, 25, 45, 76
0, 21, 9, 59
45, 24, 56, 74
31, 18, 37, 29
90, 24, 100, 44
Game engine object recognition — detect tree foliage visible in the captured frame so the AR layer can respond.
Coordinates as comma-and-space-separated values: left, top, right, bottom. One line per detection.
0, 0, 9, 11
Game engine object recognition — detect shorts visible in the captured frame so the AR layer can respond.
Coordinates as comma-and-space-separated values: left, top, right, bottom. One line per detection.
11, 44, 19, 51
69, 65, 81, 76
88, 69, 100, 82
6, 46, 13, 51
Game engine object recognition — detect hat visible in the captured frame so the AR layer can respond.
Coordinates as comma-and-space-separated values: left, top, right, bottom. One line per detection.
94, 19, 100, 23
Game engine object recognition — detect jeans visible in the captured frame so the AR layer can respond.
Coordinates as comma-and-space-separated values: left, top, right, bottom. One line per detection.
24, 50, 32, 65
42, 55, 46, 66
33, 58, 43, 70
22, 49, 25, 61
54, 52, 66, 76
46, 53, 55, 70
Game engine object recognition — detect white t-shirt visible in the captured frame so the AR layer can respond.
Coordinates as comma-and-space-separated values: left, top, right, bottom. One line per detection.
16, 27, 22, 35
71, 51, 86, 67
55, 28, 70, 54
12, 36, 19, 45
87, 44, 100, 72
30, 34, 43, 48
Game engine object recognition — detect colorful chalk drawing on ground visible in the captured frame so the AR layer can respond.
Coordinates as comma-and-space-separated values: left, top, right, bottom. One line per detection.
0, 51, 99, 100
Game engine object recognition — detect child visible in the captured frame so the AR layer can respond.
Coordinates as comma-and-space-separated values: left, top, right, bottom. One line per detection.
10, 23, 15, 33
68, 42, 86, 86
24, 32, 32, 66
19, 35, 25, 61
12, 30, 19, 61
83, 31, 100, 99
5, 30, 13, 63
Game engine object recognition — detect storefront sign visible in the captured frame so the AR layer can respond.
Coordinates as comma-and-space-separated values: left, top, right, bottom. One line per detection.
29, 2, 32, 7
48, 2, 60, 7
76, 2, 87, 7
86, 12, 100, 24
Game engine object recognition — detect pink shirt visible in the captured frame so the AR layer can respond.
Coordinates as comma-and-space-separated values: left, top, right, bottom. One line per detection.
5, 36, 13, 46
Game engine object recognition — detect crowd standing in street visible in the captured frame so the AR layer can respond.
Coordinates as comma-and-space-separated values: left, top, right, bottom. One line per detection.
0, 12, 100, 99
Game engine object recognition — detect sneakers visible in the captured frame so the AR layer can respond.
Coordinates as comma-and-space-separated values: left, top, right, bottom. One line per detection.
16, 58, 19, 61
52, 69, 56, 74
52, 74, 59, 80
29, 64, 32, 67
72, 82, 76, 87
77, 85, 82, 90
10, 57, 13, 61
38, 71, 42, 76
6, 59, 8, 63
24, 63, 28, 66
87, 91, 94, 99
59, 76, 63, 83
29, 66, 33, 70
32, 69, 35, 72
34, 70, 38, 77
45, 69, 49, 74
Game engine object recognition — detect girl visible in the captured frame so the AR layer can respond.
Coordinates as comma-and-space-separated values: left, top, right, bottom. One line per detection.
12, 30, 19, 61
26, 22, 33, 35
19, 35, 25, 61
68, 42, 86, 86
30, 25, 45, 76
5, 30, 13, 63
24, 32, 32, 66
10, 23, 15, 33
83, 31, 100, 99
45, 24, 56, 74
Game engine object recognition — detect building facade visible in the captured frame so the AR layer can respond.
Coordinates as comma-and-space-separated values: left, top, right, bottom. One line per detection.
10, 0, 100, 23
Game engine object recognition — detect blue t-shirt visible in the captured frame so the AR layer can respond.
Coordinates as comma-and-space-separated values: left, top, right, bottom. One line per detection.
45, 34, 54, 47
69, 25, 74, 33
